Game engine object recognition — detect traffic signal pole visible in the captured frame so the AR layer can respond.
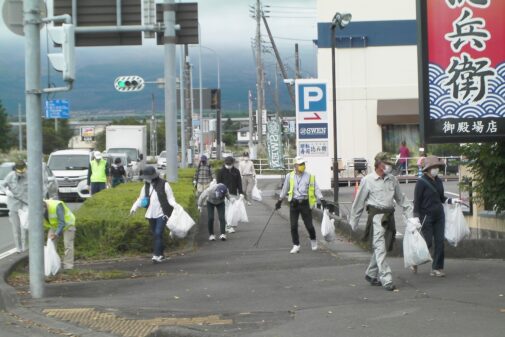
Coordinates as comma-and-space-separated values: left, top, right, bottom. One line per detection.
163, 0, 178, 182
24, 0, 45, 298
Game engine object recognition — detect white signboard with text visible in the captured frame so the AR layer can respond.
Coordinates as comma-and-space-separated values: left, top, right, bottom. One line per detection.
295, 79, 332, 189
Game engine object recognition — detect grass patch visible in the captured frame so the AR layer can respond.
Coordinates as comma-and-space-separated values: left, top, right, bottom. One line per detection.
73, 169, 198, 260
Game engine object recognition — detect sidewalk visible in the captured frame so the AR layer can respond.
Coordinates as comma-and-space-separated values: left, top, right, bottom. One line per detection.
0, 193, 504, 337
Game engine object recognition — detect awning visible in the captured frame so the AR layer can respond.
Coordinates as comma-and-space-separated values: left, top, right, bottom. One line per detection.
377, 99, 419, 125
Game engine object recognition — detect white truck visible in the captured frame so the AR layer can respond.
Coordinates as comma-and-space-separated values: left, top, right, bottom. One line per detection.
105, 125, 147, 178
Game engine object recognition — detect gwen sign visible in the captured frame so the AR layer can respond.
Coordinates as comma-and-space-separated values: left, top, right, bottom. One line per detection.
417, 0, 505, 143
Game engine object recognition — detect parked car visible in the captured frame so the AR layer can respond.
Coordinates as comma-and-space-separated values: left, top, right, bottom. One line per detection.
47, 149, 92, 201
157, 151, 167, 169
0, 162, 59, 213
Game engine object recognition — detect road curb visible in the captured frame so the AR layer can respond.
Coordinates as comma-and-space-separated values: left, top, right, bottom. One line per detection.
0, 252, 25, 311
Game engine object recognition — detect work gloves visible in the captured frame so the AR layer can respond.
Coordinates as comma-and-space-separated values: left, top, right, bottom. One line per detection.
5, 189, 13, 198
275, 200, 282, 210
451, 198, 462, 204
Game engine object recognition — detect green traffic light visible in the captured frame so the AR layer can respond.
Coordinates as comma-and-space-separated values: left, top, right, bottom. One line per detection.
118, 80, 126, 88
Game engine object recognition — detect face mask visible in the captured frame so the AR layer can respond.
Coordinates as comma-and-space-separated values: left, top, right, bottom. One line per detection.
244, 157, 249, 161
384, 165, 393, 174
225, 164, 232, 169
430, 168, 440, 176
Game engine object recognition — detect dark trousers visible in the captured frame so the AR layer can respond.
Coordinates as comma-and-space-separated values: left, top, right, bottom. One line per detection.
207, 201, 226, 235
289, 199, 316, 245
421, 209, 445, 270
149, 216, 167, 256
90, 182, 106, 195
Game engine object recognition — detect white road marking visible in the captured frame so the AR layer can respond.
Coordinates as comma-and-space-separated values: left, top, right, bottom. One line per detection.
0, 248, 17, 260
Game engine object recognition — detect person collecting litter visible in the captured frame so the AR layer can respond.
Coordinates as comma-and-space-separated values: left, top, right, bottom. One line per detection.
88, 151, 110, 195
349, 152, 414, 291
239, 152, 256, 206
0, 161, 29, 253
276, 156, 326, 254
43, 199, 76, 270
412, 155, 462, 277
110, 157, 127, 187
198, 183, 230, 241
130, 166, 178, 263
216, 156, 243, 233
193, 155, 213, 197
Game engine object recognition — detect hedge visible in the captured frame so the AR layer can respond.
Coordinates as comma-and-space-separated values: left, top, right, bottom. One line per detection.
73, 168, 198, 260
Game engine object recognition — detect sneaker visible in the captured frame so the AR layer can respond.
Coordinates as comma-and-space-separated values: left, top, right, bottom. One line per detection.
384, 283, 397, 291
365, 275, 382, 286
310, 240, 318, 251
209, 235, 216, 241
430, 269, 445, 277
410, 265, 418, 274
226, 227, 236, 234
247, 201, 252, 206
152, 255, 165, 263
219, 234, 227, 241
290, 245, 300, 254
151, 255, 157, 261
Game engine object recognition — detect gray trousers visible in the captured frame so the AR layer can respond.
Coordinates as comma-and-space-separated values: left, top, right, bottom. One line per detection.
9, 209, 27, 252
48, 227, 76, 270
365, 214, 393, 286
242, 175, 255, 202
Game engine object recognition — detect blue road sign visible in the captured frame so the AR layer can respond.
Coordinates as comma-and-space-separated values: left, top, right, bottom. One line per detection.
298, 123, 328, 139
45, 99, 70, 119
298, 83, 327, 112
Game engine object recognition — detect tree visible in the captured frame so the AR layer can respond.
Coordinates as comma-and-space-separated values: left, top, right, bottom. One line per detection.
42, 119, 74, 154
460, 142, 505, 213
0, 100, 12, 152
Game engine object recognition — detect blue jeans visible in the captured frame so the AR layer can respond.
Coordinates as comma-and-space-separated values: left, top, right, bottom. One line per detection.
90, 182, 106, 195
149, 217, 167, 256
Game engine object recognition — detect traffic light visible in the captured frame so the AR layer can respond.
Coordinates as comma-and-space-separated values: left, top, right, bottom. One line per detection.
47, 24, 75, 82
114, 76, 145, 92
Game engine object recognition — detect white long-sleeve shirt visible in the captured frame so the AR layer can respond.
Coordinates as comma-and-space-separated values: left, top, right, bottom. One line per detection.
131, 181, 177, 219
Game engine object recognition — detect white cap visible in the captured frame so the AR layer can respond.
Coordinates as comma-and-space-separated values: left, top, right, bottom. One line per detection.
294, 156, 305, 165
94, 151, 102, 160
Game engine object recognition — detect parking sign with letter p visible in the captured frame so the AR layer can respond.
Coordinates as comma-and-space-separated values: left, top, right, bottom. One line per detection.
298, 84, 326, 112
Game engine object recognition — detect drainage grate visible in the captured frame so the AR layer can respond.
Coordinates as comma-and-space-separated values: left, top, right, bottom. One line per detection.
43, 308, 233, 337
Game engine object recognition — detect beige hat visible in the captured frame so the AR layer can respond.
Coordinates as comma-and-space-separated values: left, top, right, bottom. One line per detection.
374, 152, 395, 165
423, 155, 445, 172
294, 156, 306, 165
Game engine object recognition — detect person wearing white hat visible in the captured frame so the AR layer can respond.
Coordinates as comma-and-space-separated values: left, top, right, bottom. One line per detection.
276, 156, 325, 254
87, 151, 110, 195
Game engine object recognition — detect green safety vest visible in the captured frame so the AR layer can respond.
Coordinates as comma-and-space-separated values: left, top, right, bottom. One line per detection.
90, 159, 107, 183
288, 171, 317, 208
43, 200, 76, 230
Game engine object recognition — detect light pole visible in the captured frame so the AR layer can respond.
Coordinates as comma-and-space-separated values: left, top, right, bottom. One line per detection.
331, 12, 352, 211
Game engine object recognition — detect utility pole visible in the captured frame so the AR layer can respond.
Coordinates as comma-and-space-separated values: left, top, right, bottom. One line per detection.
295, 43, 301, 79
163, 0, 178, 181
150, 94, 157, 157
184, 45, 192, 167
261, 12, 295, 104
248, 90, 253, 151
18, 103, 23, 151
24, 0, 45, 298
189, 62, 195, 166
274, 64, 281, 119
179, 45, 186, 168
255, 0, 264, 144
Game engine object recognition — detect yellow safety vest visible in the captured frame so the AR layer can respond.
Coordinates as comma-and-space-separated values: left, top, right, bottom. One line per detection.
90, 159, 107, 183
43, 200, 76, 231
288, 171, 317, 208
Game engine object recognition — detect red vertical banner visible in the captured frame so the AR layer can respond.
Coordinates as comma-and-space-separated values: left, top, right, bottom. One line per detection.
418, 0, 505, 143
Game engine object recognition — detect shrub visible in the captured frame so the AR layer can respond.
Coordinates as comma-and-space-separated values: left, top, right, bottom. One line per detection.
74, 171, 197, 260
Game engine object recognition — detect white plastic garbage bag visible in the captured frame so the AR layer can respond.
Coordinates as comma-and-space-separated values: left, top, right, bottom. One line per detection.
321, 209, 336, 242
226, 198, 242, 228
403, 219, 432, 269
18, 206, 29, 231
444, 203, 469, 247
252, 183, 262, 201
166, 204, 196, 238
44, 238, 61, 276
237, 195, 248, 223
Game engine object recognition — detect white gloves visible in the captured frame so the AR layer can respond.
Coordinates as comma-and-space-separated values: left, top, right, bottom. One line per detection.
452, 198, 462, 204
129, 207, 136, 216
198, 206, 202, 212
5, 190, 13, 198
406, 217, 421, 232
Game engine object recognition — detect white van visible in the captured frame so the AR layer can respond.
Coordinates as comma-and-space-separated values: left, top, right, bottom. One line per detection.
47, 149, 92, 200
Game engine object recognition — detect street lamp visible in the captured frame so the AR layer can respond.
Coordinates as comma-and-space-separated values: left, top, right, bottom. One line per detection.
331, 12, 352, 212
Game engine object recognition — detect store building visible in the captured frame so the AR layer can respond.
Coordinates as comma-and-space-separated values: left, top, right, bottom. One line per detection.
316, 0, 419, 168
